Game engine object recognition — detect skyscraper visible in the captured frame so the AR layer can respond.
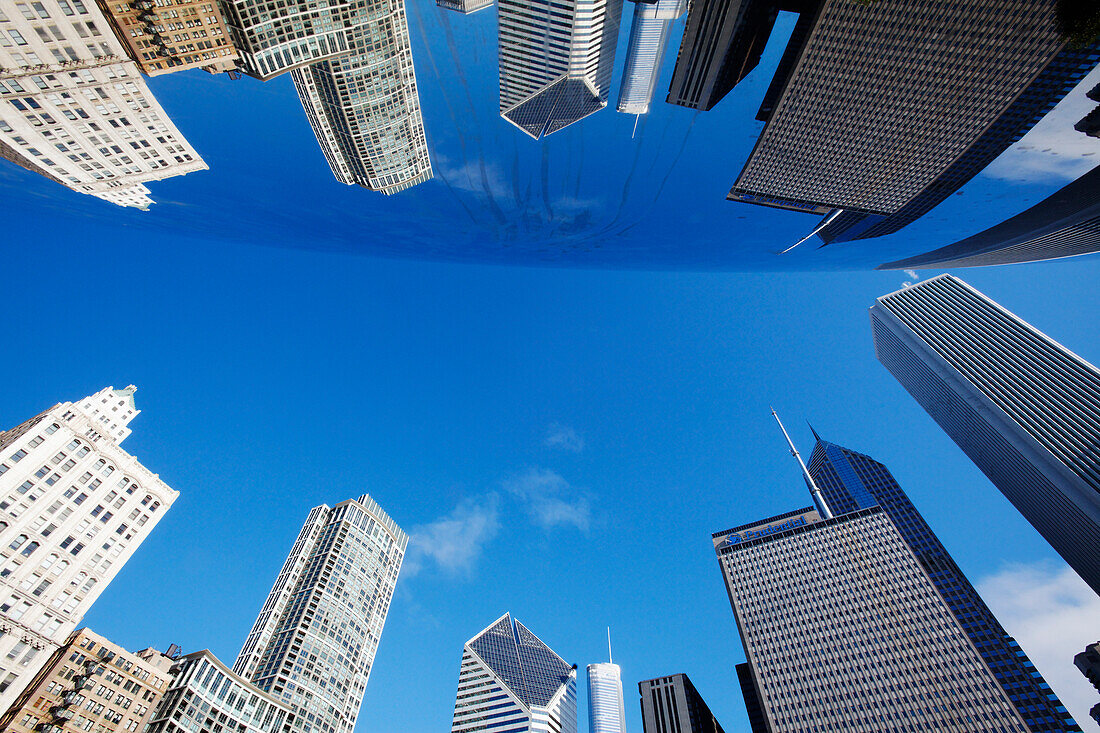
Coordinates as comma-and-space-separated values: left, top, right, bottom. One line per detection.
807, 433, 1079, 732
637, 674, 723, 733
871, 274, 1100, 597
450, 613, 577, 733
217, 0, 352, 80
587, 656, 624, 733
723, 0, 1098, 225
233, 495, 407, 733
96, 0, 239, 75
0, 0, 207, 207
877, 165, 1100, 269
290, 0, 433, 195
0, 386, 178, 713
498, 0, 623, 139
1073, 642, 1100, 726
616, 0, 685, 116
436, 0, 494, 13
715, 505, 1031, 732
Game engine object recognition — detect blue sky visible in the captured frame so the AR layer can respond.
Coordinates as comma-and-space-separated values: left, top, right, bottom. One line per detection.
4, 1, 1100, 731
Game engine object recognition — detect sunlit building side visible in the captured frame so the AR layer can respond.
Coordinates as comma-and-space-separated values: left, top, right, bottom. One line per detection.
217, 0, 351, 80
0, 0, 206, 208
95, 0, 239, 75
617, 0, 685, 116
587, 662, 625, 733
498, 0, 623, 139
291, 0, 432, 195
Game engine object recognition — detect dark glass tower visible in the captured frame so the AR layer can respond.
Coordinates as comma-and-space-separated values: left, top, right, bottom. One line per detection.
807, 434, 1079, 733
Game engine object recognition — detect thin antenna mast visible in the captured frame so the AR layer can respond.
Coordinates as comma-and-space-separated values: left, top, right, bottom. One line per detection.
778, 208, 845, 255
772, 409, 833, 519
607, 627, 613, 664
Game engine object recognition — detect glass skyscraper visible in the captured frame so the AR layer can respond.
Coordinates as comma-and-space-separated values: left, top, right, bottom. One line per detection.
871, 274, 1100, 597
233, 495, 407, 733
587, 662, 625, 733
451, 613, 577, 733
807, 433, 1079, 732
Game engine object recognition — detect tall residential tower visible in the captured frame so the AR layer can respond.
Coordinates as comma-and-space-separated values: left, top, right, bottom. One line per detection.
0, 386, 178, 712
233, 495, 407, 733
451, 613, 578, 733
871, 274, 1100, 597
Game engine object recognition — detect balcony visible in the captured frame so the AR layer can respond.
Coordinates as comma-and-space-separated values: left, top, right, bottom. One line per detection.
50, 706, 74, 720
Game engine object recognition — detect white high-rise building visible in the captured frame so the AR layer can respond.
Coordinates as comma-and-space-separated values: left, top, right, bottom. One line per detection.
233, 494, 407, 733
0, 385, 178, 712
497, 0, 623, 139
291, 0, 433, 195
587, 662, 625, 733
451, 613, 578, 733
616, 0, 685, 116
0, 0, 207, 208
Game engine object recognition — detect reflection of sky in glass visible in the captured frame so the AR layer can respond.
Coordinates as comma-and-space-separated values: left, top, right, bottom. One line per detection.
2, 4, 1098, 271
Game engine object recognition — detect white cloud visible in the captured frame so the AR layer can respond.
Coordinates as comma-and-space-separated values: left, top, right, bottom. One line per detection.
404, 495, 500, 577
503, 468, 590, 531
984, 65, 1100, 184
545, 423, 585, 452
977, 562, 1100, 729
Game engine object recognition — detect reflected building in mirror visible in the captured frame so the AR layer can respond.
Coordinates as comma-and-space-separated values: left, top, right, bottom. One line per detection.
498, 0, 623, 139
291, 0, 432, 194
616, 0, 685, 117
879, 164, 1100, 269
713, 0, 1098, 243
436, 0, 494, 13
95, 0, 239, 75
0, 0, 207, 208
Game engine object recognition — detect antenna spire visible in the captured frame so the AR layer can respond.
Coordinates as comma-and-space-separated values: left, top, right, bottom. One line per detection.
772, 409, 833, 519
607, 627, 612, 664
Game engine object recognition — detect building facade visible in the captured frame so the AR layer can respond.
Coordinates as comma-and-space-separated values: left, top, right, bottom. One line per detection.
637, 674, 723, 733
451, 613, 577, 733
587, 662, 624, 733
0, 0, 207, 207
498, 0, 622, 138
436, 0, 493, 13
95, 0, 238, 75
878, 164, 1100, 269
0, 627, 174, 733
807, 433, 1079, 732
725, 0, 1095, 218
871, 275, 1100, 597
217, 0, 351, 80
0, 386, 178, 713
290, 0, 432, 195
232, 495, 407, 733
714, 505, 1030, 732
616, 0, 685, 116
147, 650, 295, 733
1073, 642, 1100, 726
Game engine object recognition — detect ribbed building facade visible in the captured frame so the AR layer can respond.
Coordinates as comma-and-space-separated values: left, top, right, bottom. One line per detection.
638, 674, 723, 733
436, 0, 494, 13
498, 0, 622, 138
0, 387, 178, 714
218, 0, 351, 79
714, 506, 1030, 732
587, 662, 624, 733
616, 0, 684, 116
871, 275, 1100, 597
726, 0, 1095, 218
233, 495, 407, 733
290, 0, 432, 195
451, 613, 577, 733
878, 165, 1100, 269
808, 434, 1079, 732
0, 0, 206, 207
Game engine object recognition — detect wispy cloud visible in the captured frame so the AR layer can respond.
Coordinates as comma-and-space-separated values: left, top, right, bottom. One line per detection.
977, 562, 1100, 728
404, 495, 500, 577
504, 468, 591, 531
984, 66, 1100, 184
545, 423, 585, 452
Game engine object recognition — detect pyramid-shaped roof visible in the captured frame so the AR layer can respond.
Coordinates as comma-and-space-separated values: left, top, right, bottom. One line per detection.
467, 613, 573, 708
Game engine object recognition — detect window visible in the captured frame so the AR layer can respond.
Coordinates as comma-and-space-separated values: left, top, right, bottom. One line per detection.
9, 534, 27, 550
10, 450, 27, 462
21, 541, 39, 557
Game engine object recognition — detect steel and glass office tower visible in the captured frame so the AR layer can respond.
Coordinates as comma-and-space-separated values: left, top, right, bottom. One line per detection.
291, 0, 433, 195
871, 274, 1100, 597
616, 0, 685, 116
234, 495, 407, 733
715, 506, 1030, 732
588, 662, 625, 733
498, 0, 623, 138
638, 674, 723, 733
451, 613, 577, 733
808, 433, 1078, 732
